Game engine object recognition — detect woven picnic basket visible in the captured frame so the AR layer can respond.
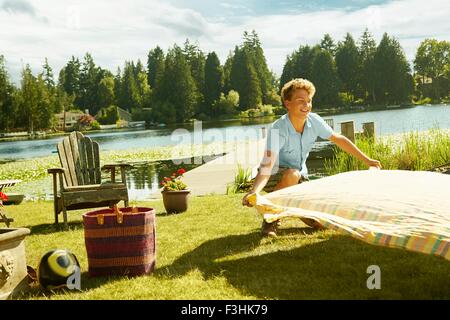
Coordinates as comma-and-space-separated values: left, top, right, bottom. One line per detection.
82, 206, 156, 277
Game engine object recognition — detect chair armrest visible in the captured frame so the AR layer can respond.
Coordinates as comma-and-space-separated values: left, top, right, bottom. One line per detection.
48, 168, 65, 197
102, 163, 133, 170
102, 164, 131, 185
48, 168, 65, 174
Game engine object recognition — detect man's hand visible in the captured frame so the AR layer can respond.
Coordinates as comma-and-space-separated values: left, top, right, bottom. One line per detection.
366, 158, 382, 169
242, 191, 256, 207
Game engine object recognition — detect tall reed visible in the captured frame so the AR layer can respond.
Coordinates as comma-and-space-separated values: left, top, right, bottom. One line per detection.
325, 128, 450, 174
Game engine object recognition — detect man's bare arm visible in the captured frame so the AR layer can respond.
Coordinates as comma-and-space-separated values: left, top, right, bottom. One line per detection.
242, 150, 277, 206
329, 133, 382, 168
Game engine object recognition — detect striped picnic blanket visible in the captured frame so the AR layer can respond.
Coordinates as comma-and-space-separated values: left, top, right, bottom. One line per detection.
249, 170, 450, 261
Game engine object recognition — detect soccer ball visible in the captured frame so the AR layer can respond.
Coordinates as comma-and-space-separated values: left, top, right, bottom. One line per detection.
38, 249, 80, 290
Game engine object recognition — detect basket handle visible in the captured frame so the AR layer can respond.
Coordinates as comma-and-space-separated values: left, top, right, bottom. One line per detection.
97, 214, 104, 225
96, 206, 123, 225
113, 205, 123, 224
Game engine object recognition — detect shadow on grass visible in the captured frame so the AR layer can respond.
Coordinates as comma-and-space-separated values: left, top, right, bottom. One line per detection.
25, 221, 84, 235
16, 271, 119, 299
157, 231, 450, 299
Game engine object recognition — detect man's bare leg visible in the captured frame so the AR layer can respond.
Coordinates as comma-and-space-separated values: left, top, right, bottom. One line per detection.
273, 169, 302, 191
273, 169, 324, 230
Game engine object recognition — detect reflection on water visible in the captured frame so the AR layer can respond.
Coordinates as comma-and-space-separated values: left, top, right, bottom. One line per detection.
123, 146, 333, 200
111, 154, 224, 200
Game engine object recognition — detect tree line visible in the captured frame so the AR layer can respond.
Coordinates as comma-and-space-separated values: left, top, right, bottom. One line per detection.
0, 29, 449, 132
281, 30, 449, 107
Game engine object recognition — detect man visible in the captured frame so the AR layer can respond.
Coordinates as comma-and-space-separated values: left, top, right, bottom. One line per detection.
242, 78, 382, 237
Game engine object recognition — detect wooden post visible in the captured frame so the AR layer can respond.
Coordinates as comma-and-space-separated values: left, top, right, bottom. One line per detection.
340, 121, 355, 143
261, 127, 267, 139
362, 122, 376, 141
63, 107, 66, 132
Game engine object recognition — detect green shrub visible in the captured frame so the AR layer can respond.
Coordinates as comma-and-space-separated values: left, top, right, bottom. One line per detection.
96, 105, 120, 124
213, 90, 240, 115
227, 164, 253, 194
338, 92, 354, 107
265, 89, 281, 106
90, 120, 100, 130
259, 104, 274, 116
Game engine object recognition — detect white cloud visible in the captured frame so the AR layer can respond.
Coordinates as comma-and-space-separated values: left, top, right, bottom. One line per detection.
0, 0, 449, 84
218, 0, 450, 75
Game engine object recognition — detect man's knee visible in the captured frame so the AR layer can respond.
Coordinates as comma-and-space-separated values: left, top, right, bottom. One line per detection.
281, 169, 301, 184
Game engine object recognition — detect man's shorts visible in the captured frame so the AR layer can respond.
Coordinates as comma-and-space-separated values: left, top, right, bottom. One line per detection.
258, 167, 309, 193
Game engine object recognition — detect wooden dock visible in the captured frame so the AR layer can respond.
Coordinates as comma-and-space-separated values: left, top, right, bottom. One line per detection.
149, 139, 266, 198
182, 139, 266, 196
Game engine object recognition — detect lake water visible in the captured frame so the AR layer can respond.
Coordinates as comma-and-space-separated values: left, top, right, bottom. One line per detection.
0, 104, 449, 161
2, 104, 449, 200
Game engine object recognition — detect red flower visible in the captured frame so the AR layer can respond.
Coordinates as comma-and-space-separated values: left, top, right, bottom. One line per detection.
0, 192, 8, 201
177, 168, 186, 175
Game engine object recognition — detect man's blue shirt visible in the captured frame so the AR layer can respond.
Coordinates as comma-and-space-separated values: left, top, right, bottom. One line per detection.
266, 113, 334, 176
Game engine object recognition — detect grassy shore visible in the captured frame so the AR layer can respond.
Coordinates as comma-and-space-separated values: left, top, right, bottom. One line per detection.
6, 194, 450, 300
325, 128, 450, 175
0, 140, 245, 184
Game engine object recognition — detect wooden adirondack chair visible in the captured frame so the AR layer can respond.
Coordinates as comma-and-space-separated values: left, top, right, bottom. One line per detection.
48, 131, 130, 228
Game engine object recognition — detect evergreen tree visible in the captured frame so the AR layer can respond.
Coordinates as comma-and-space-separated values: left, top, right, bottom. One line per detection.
310, 49, 340, 108
35, 73, 54, 129
373, 33, 413, 104
204, 51, 223, 116
118, 61, 140, 111
59, 56, 81, 96
134, 59, 151, 110
229, 46, 261, 109
279, 53, 296, 92
42, 58, 55, 89
183, 39, 205, 115
113, 67, 122, 107
358, 28, 377, 103
0, 55, 16, 131
183, 39, 206, 92
222, 52, 234, 94
17, 65, 40, 132
147, 46, 165, 90
243, 30, 273, 104
98, 75, 115, 109
78, 53, 101, 113
279, 45, 319, 92
13, 66, 56, 131
41, 58, 58, 120
320, 33, 337, 56
157, 46, 198, 122
335, 33, 360, 98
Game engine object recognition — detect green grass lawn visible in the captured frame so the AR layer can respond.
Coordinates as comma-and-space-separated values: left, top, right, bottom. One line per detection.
5, 194, 450, 300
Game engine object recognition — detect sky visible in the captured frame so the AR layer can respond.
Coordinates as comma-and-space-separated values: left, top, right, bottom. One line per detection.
1, 0, 449, 84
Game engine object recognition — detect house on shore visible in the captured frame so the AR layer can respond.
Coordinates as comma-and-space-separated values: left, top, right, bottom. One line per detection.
55, 110, 86, 131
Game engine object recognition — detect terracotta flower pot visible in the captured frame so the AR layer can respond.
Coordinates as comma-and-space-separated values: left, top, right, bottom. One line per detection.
161, 189, 191, 214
